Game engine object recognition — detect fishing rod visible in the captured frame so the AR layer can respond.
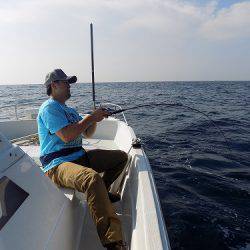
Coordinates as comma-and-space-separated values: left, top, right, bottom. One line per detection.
102, 103, 231, 152
90, 23, 96, 109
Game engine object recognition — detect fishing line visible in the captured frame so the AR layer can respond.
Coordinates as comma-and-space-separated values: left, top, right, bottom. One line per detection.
102, 102, 231, 152
88, 25, 230, 152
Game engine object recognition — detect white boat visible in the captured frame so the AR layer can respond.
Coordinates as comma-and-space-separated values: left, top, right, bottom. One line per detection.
0, 103, 170, 250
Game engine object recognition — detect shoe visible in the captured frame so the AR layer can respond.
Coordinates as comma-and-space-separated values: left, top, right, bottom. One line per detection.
108, 192, 121, 203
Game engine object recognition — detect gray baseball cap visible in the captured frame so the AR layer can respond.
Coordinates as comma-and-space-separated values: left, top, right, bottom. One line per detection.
44, 69, 77, 87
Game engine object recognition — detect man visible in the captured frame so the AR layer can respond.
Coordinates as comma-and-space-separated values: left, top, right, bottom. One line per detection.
37, 69, 128, 250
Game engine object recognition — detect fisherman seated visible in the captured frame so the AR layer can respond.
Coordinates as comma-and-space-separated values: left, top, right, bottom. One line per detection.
37, 69, 128, 250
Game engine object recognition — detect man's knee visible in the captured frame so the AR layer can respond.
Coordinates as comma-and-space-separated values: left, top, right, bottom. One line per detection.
75, 169, 103, 192
86, 170, 103, 189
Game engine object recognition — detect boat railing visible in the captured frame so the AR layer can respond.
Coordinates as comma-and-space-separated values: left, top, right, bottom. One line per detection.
0, 102, 41, 121
0, 101, 128, 124
0, 104, 18, 120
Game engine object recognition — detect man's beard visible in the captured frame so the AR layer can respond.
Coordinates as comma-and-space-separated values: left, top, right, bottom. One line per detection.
65, 91, 71, 100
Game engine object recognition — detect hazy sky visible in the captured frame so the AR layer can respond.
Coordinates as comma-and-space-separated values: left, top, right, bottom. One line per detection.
0, 0, 250, 84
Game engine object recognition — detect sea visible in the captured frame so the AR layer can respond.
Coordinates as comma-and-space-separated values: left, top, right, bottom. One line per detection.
0, 81, 249, 250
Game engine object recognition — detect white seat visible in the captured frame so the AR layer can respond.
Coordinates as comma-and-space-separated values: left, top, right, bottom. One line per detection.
19, 145, 42, 166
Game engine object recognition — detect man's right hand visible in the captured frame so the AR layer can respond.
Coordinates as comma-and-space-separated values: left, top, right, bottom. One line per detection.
91, 108, 110, 122
56, 108, 110, 143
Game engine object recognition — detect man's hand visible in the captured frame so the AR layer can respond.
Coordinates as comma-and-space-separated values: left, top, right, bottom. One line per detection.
56, 108, 110, 143
91, 108, 110, 122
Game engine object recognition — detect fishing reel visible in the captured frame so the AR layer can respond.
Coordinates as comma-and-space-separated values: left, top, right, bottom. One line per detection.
98, 104, 124, 116
101, 107, 116, 115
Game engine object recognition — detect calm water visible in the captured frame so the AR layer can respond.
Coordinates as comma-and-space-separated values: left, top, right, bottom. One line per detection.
0, 81, 249, 249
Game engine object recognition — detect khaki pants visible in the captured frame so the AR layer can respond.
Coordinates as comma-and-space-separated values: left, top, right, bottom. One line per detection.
47, 149, 128, 246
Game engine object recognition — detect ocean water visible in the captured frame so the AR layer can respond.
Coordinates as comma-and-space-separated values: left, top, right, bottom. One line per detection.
0, 81, 249, 249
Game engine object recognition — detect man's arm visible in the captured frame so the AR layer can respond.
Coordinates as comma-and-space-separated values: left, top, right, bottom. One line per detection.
83, 120, 97, 138
56, 108, 109, 143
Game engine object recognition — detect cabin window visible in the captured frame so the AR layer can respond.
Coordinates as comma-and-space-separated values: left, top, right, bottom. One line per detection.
0, 176, 29, 230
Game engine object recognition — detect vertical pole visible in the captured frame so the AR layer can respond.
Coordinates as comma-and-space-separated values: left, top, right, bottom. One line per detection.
90, 23, 96, 109
15, 104, 18, 120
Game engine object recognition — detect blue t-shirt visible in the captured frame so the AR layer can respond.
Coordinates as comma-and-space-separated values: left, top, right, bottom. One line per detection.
37, 99, 84, 172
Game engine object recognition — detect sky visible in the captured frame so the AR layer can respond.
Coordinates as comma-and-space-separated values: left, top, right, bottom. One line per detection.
0, 0, 250, 84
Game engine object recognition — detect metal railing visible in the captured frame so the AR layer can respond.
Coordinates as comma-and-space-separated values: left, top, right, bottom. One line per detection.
0, 102, 41, 120
0, 101, 128, 124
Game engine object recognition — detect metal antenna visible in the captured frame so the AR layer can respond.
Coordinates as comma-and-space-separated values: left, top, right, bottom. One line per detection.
90, 23, 96, 109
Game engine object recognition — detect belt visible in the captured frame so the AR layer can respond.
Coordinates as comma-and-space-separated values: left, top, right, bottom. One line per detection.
40, 147, 83, 167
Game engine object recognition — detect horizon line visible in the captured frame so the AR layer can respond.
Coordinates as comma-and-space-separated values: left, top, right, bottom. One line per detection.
0, 80, 250, 86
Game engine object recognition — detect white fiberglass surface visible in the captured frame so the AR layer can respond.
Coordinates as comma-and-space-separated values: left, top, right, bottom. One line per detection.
0, 118, 170, 250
